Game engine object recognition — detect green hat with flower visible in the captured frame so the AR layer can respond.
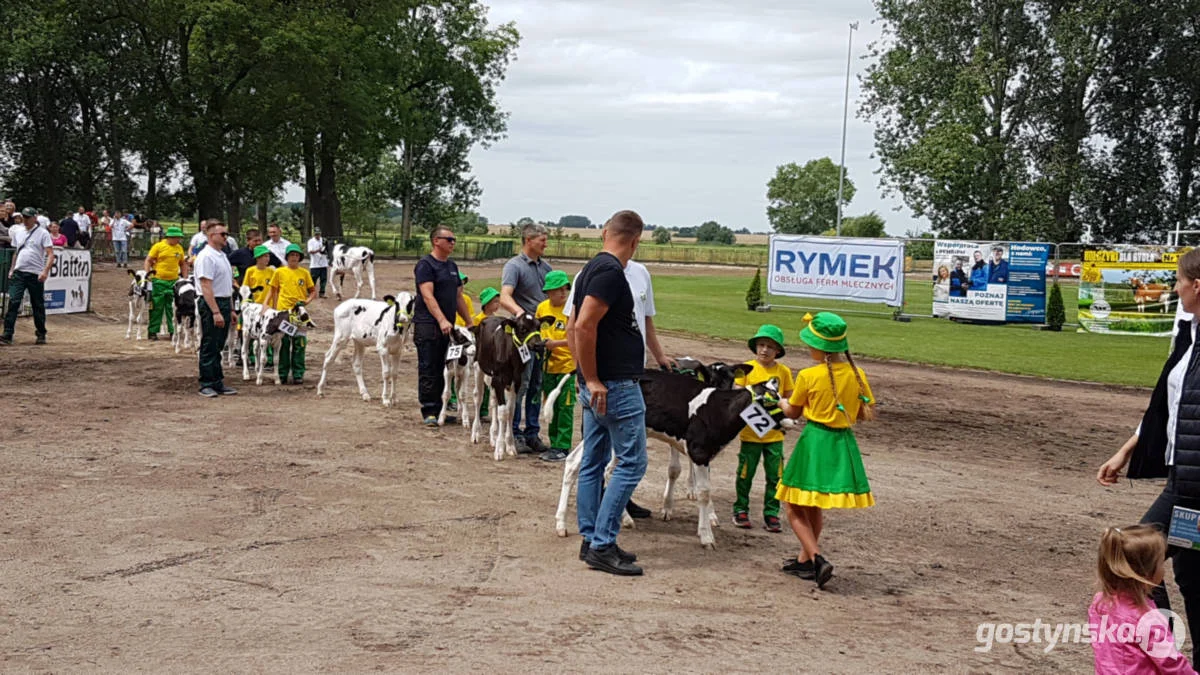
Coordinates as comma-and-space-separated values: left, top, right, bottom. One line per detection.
748, 324, 785, 357
479, 287, 500, 306
799, 312, 849, 353
543, 270, 570, 292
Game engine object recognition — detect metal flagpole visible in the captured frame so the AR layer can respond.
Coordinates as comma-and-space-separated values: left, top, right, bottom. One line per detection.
835, 21, 858, 236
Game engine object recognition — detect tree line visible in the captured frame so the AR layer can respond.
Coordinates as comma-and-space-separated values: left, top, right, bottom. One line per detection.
0, 0, 519, 239
861, 0, 1200, 244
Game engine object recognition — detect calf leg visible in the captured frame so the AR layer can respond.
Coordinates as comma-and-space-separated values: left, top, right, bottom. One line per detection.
437, 365, 454, 425
379, 346, 394, 407
316, 334, 345, 396
366, 261, 376, 300
663, 445, 683, 521
255, 337, 267, 386
241, 330, 252, 381
555, 442, 585, 537
470, 369, 486, 444
695, 463, 716, 549
459, 367, 474, 430
351, 266, 364, 299
351, 345, 369, 401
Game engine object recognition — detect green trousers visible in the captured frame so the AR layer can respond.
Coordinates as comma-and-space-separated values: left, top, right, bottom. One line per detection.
541, 372, 576, 451
148, 277, 176, 337
734, 440, 783, 517
278, 335, 307, 382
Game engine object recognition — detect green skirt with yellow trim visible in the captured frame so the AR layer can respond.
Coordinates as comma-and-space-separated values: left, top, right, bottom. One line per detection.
775, 421, 874, 509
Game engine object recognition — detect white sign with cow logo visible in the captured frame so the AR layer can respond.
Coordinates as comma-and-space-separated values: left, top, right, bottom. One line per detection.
18, 248, 91, 316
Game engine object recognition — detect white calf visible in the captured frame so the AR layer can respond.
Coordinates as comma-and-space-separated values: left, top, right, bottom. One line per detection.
125, 270, 155, 339
438, 326, 477, 428
316, 292, 414, 406
244, 303, 316, 386
329, 244, 376, 300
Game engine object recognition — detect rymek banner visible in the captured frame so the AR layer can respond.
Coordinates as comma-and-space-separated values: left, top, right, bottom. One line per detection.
768, 236, 905, 307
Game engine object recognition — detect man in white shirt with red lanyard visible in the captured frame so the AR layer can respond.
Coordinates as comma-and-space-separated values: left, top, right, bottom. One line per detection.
1, 207, 55, 345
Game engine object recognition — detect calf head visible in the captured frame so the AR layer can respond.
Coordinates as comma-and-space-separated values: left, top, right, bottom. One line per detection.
448, 325, 477, 365
671, 359, 752, 390
506, 312, 546, 355
128, 269, 154, 298
238, 283, 264, 303
288, 302, 316, 328
383, 292, 416, 334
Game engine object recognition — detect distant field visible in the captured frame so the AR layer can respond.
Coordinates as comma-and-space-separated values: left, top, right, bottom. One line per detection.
484, 225, 771, 245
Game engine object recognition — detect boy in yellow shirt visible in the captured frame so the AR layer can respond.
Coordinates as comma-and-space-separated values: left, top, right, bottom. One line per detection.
266, 244, 317, 385
455, 272, 474, 327
143, 226, 188, 340
733, 324, 795, 532
536, 271, 574, 462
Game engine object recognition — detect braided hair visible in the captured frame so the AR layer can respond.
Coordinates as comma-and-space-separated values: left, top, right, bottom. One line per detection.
822, 349, 875, 423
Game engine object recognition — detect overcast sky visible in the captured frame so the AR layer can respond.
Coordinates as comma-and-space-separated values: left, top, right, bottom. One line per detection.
464, 0, 926, 235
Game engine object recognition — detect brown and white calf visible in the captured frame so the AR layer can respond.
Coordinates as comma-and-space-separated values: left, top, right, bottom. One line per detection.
549, 361, 790, 549
125, 270, 155, 339
316, 293, 415, 406
329, 244, 377, 300
470, 313, 549, 460
438, 326, 478, 428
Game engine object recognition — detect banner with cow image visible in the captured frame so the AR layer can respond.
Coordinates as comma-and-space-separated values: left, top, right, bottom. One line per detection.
767, 235, 905, 306
932, 240, 1051, 323
18, 248, 91, 316
1077, 246, 1187, 336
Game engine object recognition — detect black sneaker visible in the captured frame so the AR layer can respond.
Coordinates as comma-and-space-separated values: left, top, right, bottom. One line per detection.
782, 559, 815, 580
199, 387, 219, 398
583, 544, 642, 576
148, 334, 158, 341
216, 385, 238, 396
579, 539, 637, 563
813, 554, 834, 589
0, 336, 11, 345
514, 437, 536, 455
526, 436, 550, 455
539, 448, 568, 462
34, 337, 46, 345
625, 500, 652, 519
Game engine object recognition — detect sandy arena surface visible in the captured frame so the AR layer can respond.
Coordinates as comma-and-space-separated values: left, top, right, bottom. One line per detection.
0, 257, 1177, 673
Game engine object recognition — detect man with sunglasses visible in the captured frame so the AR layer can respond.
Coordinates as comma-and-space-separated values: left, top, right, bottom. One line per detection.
413, 226, 473, 426
194, 221, 238, 398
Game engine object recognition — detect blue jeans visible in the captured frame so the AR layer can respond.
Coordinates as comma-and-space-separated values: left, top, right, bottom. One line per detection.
113, 240, 128, 264
511, 352, 543, 441
577, 379, 647, 549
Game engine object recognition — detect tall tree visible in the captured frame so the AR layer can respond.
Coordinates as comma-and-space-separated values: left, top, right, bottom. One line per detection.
766, 158, 854, 234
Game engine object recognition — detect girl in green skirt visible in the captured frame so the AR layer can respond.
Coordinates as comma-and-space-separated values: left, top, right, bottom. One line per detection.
776, 312, 876, 589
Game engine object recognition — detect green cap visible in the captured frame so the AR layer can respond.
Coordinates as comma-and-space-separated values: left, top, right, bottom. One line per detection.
253, 244, 270, 259
285, 243, 304, 259
479, 287, 500, 306
799, 312, 849, 353
543, 270, 570, 291
748, 324, 785, 358
164, 226, 184, 238
21, 207, 37, 218
459, 271, 469, 284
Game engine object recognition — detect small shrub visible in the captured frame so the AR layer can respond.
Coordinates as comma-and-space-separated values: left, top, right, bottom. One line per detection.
746, 269, 763, 311
1046, 282, 1066, 331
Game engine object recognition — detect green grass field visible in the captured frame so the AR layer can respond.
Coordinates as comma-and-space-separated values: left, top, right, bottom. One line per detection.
463, 272, 1168, 388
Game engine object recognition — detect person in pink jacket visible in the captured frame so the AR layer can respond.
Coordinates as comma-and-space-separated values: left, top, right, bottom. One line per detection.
1089, 525, 1196, 674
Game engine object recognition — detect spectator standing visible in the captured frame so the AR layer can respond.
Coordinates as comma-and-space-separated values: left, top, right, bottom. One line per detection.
499, 223, 552, 454
189, 220, 208, 256
412, 226, 472, 426
307, 229, 329, 298
75, 207, 92, 248
227, 228, 282, 280
58, 213, 79, 247
49, 222, 67, 247
1, 207, 55, 345
144, 226, 189, 341
264, 224, 291, 262
194, 221, 237, 398
110, 211, 130, 267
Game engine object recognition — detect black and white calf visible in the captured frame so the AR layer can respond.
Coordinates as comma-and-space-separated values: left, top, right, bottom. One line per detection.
125, 270, 155, 340
329, 244, 377, 300
550, 360, 789, 549
171, 279, 200, 354
236, 283, 266, 380
471, 314, 549, 460
438, 326, 478, 428
316, 292, 415, 406
243, 303, 316, 385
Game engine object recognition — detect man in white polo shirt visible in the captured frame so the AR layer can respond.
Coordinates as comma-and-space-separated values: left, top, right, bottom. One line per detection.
1, 207, 55, 345
194, 220, 238, 398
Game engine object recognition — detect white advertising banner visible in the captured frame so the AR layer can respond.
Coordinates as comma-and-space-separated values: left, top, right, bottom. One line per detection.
767, 235, 905, 307
20, 248, 91, 315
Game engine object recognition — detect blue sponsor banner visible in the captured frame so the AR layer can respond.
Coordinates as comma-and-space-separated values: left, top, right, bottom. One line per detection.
932, 241, 1050, 323
768, 235, 905, 307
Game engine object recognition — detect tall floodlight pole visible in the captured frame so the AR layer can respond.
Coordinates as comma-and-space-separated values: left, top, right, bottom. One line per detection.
836, 21, 858, 236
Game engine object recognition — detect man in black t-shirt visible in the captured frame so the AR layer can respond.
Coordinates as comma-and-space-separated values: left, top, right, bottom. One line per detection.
568, 210, 648, 576
413, 225, 473, 425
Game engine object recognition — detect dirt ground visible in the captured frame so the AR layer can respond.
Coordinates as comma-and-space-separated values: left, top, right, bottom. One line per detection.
0, 257, 1178, 673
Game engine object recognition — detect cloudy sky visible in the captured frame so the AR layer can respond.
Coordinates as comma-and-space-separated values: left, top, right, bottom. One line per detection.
466, 0, 926, 235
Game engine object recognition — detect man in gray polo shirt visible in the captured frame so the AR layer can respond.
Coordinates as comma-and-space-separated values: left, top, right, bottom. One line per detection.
500, 222, 552, 456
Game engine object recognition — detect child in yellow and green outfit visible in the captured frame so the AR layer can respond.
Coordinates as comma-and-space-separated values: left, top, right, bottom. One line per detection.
266, 244, 317, 385
536, 270, 574, 462
143, 226, 188, 340
733, 324, 794, 532
242, 244, 275, 367
777, 312, 876, 589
